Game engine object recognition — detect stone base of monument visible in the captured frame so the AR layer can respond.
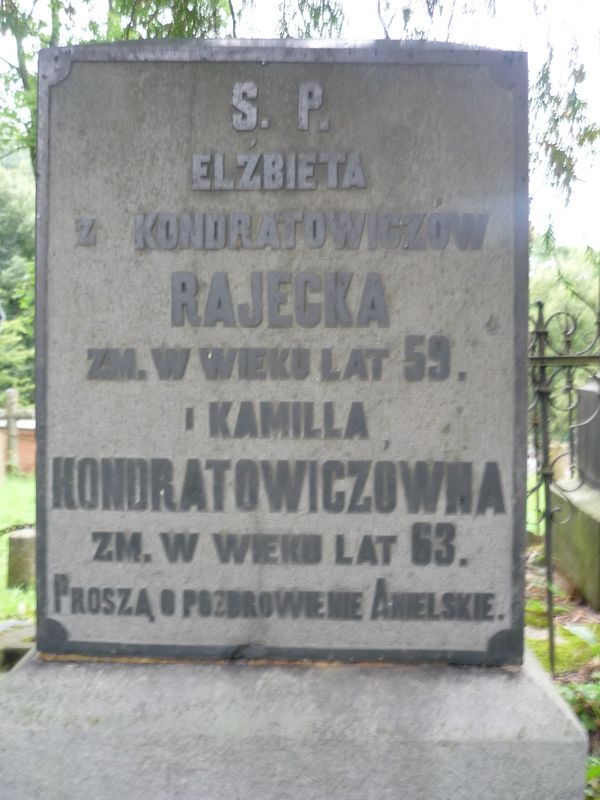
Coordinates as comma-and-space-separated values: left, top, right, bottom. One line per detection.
552, 482, 600, 610
0, 649, 585, 800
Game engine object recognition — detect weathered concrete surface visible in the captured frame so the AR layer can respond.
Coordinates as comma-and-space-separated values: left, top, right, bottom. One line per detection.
36, 42, 528, 663
0, 650, 586, 800
552, 482, 600, 610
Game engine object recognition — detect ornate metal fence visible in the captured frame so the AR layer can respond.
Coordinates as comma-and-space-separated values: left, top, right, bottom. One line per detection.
528, 272, 600, 674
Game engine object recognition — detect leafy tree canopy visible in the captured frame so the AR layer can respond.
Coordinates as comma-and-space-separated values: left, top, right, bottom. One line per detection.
0, 155, 34, 315
530, 233, 600, 355
0, 0, 597, 200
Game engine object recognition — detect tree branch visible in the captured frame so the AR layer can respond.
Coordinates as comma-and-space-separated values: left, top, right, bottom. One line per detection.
0, 145, 28, 161
0, 55, 20, 72
49, 0, 61, 47
123, 0, 140, 40
377, 0, 390, 39
14, 34, 31, 94
228, 0, 237, 37
446, 0, 457, 41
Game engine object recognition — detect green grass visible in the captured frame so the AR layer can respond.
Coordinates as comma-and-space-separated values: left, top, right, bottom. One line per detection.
0, 473, 36, 619
525, 597, 571, 628
527, 625, 600, 674
586, 757, 600, 799
0, 472, 36, 530
0, 584, 36, 619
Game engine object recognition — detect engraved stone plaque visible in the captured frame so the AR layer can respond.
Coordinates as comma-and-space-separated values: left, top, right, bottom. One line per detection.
36, 41, 528, 664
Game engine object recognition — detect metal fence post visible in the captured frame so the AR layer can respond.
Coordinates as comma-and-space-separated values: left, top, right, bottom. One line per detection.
532, 301, 556, 676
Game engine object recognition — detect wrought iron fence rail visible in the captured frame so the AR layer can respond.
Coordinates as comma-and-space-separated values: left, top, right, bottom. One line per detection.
529, 355, 600, 367
528, 294, 600, 676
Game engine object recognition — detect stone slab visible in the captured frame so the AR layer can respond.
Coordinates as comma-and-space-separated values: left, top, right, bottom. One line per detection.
36, 39, 528, 665
0, 650, 586, 800
551, 482, 600, 610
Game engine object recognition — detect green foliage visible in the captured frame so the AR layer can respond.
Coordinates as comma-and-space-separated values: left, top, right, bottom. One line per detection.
109, 0, 231, 40
0, 161, 34, 314
529, 237, 600, 442
524, 595, 571, 627
587, 757, 600, 799
0, 580, 36, 620
0, 473, 36, 618
0, 473, 36, 531
526, 624, 600, 674
277, 0, 343, 38
530, 237, 600, 353
0, 306, 34, 404
0, 0, 43, 165
558, 678, 600, 797
533, 51, 600, 200
524, 597, 548, 627
0, 159, 35, 405
526, 471, 546, 535
377, 0, 443, 39
0, 0, 597, 210
0, 0, 234, 168
566, 623, 600, 654
0, 75, 36, 165
559, 680, 600, 734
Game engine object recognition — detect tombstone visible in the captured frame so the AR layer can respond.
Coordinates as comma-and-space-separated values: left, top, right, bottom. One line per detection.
0, 40, 585, 799
552, 378, 600, 609
576, 379, 600, 490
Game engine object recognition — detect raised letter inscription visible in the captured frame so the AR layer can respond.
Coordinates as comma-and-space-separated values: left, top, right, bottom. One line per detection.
38, 44, 525, 665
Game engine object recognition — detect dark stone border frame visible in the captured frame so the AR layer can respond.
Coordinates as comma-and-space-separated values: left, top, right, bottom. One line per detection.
35, 40, 528, 666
